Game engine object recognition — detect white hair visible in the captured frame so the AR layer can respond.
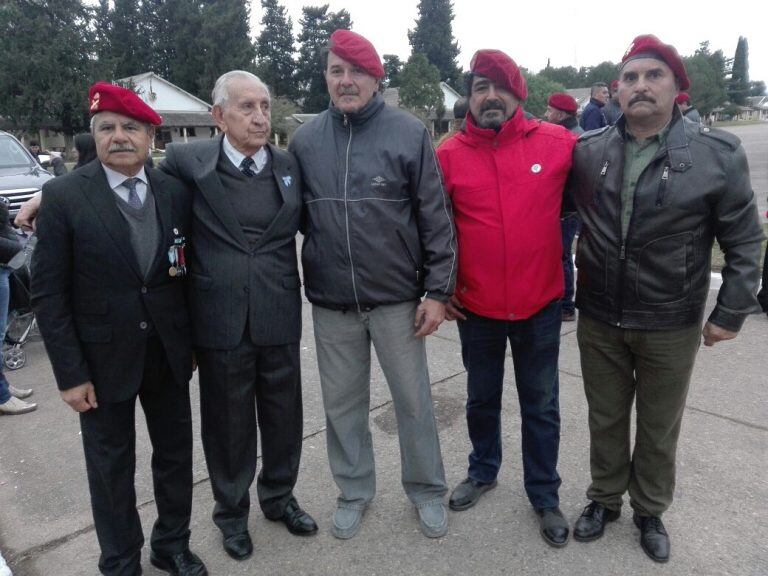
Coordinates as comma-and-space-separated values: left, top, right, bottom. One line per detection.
89, 112, 152, 133
211, 71, 270, 108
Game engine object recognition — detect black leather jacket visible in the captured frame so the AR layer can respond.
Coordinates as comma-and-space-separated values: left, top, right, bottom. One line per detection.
570, 109, 763, 331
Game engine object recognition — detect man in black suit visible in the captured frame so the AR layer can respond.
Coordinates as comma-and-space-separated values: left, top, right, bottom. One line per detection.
160, 70, 317, 560
30, 83, 207, 576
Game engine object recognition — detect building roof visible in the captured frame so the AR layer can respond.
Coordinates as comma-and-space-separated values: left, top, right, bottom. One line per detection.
117, 72, 212, 113
158, 111, 217, 127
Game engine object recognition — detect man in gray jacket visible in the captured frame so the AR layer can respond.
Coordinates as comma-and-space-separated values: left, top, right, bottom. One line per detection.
289, 29, 456, 540
568, 35, 763, 563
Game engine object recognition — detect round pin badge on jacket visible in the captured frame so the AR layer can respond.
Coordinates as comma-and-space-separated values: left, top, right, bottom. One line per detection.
531, 163, 542, 173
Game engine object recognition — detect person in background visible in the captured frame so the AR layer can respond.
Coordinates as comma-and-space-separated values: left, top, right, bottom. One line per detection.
0, 196, 36, 416
675, 92, 702, 123
544, 92, 583, 135
603, 80, 622, 125
72, 133, 98, 170
579, 82, 609, 131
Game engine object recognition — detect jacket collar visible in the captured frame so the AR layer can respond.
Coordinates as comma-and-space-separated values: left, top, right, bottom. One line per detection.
329, 92, 385, 126
616, 106, 693, 172
460, 106, 537, 147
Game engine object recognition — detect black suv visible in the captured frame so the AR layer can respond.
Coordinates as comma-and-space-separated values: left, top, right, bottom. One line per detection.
0, 130, 53, 220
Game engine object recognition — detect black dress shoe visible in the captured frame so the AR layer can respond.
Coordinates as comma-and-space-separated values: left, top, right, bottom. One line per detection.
633, 512, 670, 563
535, 507, 569, 548
573, 501, 621, 542
271, 500, 318, 536
449, 478, 498, 511
222, 532, 253, 561
150, 549, 208, 576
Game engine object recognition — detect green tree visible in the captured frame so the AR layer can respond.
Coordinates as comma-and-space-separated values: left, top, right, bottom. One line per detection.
270, 95, 299, 142
255, 0, 296, 99
399, 53, 443, 124
521, 72, 565, 118
407, 0, 461, 87
539, 65, 582, 89
684, 42, 728, 116
383, 54, 404, 88
749, 80, 766, 97
108, 0, 153, 78
582, 61, 619, 86
295, 5, 352, 112
156, 0, 206, 95
728, 36, 749, 105
0, 0, 94, 134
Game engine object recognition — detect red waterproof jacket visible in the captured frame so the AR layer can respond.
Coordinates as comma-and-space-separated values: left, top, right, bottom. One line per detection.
437, 108, 576, 321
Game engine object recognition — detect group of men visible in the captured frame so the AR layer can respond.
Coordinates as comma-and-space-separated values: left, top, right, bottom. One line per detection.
18, 29, 763, 576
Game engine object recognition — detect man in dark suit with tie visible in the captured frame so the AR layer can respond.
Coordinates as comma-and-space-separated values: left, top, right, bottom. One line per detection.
160, 70, 317, 560
31, 83, 207, 576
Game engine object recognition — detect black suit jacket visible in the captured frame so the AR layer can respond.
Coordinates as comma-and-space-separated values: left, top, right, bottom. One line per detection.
161, 138, 302, 349
31, 160, 193, 402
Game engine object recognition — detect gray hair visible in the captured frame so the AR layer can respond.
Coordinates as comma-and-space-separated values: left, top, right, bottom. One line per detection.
211, 71, 270, 108
90, 112, 152, 133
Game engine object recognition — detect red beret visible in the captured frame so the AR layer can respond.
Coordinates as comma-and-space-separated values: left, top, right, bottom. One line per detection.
88, 81, 162, 125
675, 92, 691, 105
621, 34, 690, 90
329, 29, 384, 79
470, 49, 527, 101
547, 92, 578, 114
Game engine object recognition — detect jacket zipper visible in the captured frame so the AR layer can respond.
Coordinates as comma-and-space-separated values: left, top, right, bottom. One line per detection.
655, 165, 670, 207
397, 230, 420, 283
593, 160, 609, 205
342, 115, 361, 311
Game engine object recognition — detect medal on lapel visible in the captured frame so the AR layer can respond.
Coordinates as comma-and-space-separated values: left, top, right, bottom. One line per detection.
168, 227, 187, 277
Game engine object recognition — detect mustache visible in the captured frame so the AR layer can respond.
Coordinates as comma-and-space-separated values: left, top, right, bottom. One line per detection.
480, 101, 506, 114
338, 86, 359, 96
108, 146, 136, 153
629, 94, 656, 106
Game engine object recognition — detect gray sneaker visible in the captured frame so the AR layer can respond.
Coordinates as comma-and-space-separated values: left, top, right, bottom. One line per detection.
331, 505, 365, 540
0, 397, 37, 415
416, 500, 448, 538
9, 386, 33, 399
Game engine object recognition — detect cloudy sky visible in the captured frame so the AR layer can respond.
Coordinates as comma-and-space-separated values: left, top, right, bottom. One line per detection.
252, 0, 767, 86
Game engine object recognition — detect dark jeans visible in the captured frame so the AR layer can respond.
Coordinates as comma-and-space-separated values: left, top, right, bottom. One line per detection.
561, 214, 581, 313
457, 301, 563, 509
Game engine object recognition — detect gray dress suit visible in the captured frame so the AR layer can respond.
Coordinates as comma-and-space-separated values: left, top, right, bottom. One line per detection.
161, 137, 304, 537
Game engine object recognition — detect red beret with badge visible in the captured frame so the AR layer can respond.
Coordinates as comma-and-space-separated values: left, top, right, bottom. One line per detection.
621, 34, 690, 91
88, 81, 163, 125
547, 92, 578, 114
329, 29, 385, 79
470, 49, 527, 101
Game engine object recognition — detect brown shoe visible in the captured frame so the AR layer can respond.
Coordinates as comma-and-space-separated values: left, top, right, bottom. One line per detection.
0, 396, 37, 415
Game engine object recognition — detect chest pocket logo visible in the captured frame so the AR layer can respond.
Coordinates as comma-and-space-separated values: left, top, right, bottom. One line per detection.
371, 175, 387, 189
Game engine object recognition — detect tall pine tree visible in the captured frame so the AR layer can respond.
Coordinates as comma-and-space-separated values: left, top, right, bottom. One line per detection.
255, 0, 297, 100
408, 0, 461, 88
729, 36, 749, 105
295, 5, 351, 113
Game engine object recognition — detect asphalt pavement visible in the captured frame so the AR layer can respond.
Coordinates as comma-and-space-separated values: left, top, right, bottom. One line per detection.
0, 123, 766, 576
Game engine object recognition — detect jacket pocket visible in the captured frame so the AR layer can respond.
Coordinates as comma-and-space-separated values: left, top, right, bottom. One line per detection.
77, 324, 112, 343
575, 227, 608, 296
396, 230, 422, 283
636, 232, 694, 304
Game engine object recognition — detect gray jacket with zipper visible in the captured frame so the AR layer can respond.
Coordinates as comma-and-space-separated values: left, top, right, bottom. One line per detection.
289, 93, 457, 310
569, 109, 763, 332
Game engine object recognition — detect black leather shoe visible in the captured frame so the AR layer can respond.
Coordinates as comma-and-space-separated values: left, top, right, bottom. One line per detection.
633, 512, 670, 563
271, 500, 318, 536
449, 478, 498, 511
222, 532, 253, 561
150, 549, 208, 576
535, 507, 569, 548
573, 501, 621, 542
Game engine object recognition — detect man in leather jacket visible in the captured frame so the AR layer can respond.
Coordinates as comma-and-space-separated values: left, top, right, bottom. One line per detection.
568, 35, 763, 563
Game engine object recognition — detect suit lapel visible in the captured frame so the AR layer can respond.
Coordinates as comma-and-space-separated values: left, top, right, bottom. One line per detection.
251, 144, 294, 251
81, 163, 143, 280
194, 137, 250, 251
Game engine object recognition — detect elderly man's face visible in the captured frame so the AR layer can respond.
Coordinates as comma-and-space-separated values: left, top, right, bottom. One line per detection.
92, 111, 153, 176
469, 75, 519, 131
618, 58, 677, 125
544, 106, 567, 124
213, 77, 271, 157
325, 51, 380, 115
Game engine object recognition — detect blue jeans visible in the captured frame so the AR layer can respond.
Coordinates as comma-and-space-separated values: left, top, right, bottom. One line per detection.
561, 214, 581, 313
0, 268, 10, 403
457, 300, 563, 509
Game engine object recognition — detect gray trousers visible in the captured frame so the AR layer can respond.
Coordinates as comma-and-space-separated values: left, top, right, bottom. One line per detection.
313, 301, 447, 507
577, 314, 702, 516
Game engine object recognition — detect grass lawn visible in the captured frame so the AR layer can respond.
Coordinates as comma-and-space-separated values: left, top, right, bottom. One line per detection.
711, 222, 768, 271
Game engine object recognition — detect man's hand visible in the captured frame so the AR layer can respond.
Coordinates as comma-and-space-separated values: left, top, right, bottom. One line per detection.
60, 381, 98, 412
702, 321, 738, 347
414, 299, 446, 337
444, 294, 467, 321
14, 191, 42, 231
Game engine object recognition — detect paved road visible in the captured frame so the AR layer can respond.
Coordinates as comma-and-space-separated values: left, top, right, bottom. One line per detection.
721, 122, 768, 222
1, 122, 766, 576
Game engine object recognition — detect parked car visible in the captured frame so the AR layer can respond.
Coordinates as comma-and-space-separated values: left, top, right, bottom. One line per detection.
0, 131, 53, 221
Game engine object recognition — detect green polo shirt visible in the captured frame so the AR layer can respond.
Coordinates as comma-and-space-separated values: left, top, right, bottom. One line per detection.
620, 125, 669, 240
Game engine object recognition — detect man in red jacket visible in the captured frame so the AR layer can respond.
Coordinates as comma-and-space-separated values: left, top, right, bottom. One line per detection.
437, 49, 576, 548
